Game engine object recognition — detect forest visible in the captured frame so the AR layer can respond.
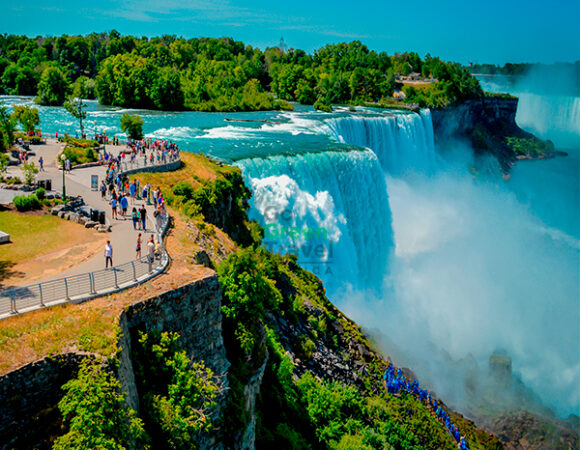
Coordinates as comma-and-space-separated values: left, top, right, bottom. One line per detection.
0, 32, 482, 111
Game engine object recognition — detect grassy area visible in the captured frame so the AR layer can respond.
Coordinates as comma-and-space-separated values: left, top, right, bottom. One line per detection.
0, 210, 100, 286
129, 152, 239, 192
0, 301, 119, 374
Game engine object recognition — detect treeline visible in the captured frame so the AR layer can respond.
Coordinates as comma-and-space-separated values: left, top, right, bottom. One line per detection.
467, 61, 580, 77
0, 32, 482, 111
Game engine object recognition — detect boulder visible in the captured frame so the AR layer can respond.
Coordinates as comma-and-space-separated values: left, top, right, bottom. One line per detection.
95, 224, 111, 233
84, 221, 99, 228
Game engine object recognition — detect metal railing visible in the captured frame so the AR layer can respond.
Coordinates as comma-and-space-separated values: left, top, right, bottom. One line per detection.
0, 155, 178, 320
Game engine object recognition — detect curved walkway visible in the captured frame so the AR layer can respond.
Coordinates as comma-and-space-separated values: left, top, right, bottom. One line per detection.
0, 139, 180, 319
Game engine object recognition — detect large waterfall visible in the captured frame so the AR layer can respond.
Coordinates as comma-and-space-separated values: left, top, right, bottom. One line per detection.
516, 94, 580, 148
235, 149, 394, 293
325, 110, 439, 175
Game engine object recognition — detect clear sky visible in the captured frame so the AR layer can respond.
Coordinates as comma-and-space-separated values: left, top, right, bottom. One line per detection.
1, 0, 579, 64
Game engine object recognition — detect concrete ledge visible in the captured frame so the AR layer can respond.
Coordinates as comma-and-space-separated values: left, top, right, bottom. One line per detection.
0, 232, 9, 244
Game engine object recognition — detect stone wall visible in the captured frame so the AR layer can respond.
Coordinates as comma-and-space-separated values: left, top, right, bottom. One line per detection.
118, 273, 230, 449
0, 352, 90, 449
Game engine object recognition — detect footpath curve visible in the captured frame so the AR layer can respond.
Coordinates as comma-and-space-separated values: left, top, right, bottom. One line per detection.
0, 145, 181, 319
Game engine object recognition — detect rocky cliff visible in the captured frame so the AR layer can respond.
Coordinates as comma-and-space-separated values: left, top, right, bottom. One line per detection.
431, 97, 559, 174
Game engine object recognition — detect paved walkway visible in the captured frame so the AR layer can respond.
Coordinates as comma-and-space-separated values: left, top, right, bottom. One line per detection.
3, 139, 169, 284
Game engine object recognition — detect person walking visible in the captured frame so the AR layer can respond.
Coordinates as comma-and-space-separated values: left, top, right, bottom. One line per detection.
120, 194, 128, 219
104, 240, 113, 268
140, 204, 147, 231
111, 197, 118, 219
131, 207, 139, 230
136, 233, 142, 259
147, 235, 155, 271
100, 180, 107, 199
38, 156, 43, 171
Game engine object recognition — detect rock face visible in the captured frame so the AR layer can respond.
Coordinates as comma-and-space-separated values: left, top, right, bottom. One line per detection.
0, 274, 230, 449
0, 352, 90, 449
431, 97, 526, 173
431, 97, 519, 139
118, 274, 230, 449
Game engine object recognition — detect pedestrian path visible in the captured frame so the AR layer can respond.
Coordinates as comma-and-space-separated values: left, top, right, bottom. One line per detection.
0, 138, 180, 319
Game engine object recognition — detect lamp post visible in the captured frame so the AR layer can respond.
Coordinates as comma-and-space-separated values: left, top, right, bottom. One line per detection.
60, 153, 66, 200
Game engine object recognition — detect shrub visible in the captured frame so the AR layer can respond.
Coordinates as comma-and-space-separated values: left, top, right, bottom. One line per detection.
54, 361, 148, 450
35, 186, 45, 200
22, 161, 39, 185
172, 181, 195, 199
314, 100, 332, 112
120, 113, 144, 140
13, 194, 41, 211
60, 146, 98, 166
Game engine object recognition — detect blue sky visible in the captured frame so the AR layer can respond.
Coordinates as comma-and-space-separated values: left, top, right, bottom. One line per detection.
1, 0, 579, 64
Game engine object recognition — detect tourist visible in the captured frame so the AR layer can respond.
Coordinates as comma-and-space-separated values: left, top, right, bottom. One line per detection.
100, 180, 107, 199
38, 156, 43, 171
104, 240, 113, 268
120, 194, 128, 218
136, 233, 142, 259
131, 207, 139, 230
140, 204, 147, 230
111, 196, 118, 219
147, 235, 155, 269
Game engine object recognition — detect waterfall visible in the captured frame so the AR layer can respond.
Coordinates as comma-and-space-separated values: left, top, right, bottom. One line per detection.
516, 94, 580, 148
235, 149, 394, 293
325, 109, 439, 175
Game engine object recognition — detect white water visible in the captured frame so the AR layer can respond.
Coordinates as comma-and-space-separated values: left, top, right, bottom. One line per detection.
236, 149, 394, 293
321, 109, 579, 418
516, 94, 580, 149
325, 110, 440, 175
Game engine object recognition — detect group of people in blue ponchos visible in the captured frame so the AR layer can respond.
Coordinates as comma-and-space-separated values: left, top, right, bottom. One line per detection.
383, 363, 470, 450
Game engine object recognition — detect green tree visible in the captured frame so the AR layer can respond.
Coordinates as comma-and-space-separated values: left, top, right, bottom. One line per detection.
0, 103, 16, 151
136, 332, 218, 449
64, 96, 88, 136
120, 113, 144, 140
36, 66, 69, 106
22, 162, 39, 185
11, 105, 40, 133
53, 361, 148, 450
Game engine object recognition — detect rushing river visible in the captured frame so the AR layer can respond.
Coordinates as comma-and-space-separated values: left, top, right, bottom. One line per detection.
2, 87, 578, 417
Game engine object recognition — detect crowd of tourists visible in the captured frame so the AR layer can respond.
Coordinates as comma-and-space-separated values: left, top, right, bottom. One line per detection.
383, 363, 470, 450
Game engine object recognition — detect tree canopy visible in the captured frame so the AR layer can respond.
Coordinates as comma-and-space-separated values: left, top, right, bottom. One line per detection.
0, 33, 484, 111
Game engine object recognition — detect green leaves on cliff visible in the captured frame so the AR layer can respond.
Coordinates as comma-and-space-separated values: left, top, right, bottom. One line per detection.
134, 331, 218, 449
54, 361, 148, 450
218, 246, 282, 355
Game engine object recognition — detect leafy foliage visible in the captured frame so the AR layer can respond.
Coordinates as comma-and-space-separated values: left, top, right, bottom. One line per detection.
53, 361, 148, 450
36, 65, 69, 106
134, 331, 218, 449
10, 105, 40, 133
13, 193, 41, 211
64, 96, 88, 135
120, 113, 144, 140
0, 33, 483, 111
505, 136, 555, 157
21, 161, 38, 185
0, 102, 16, 151
60, 146, 98, 166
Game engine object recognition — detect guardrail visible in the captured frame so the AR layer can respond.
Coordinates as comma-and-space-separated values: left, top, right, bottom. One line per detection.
0, 154, 178, 320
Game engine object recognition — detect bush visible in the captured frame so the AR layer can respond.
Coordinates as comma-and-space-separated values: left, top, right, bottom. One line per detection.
22, 162, 39, 185
54, 361, 148, 450
172, 181, 195, 199
13, 194, 41, 211
314, 100, 332, 112
59, 136, 100, 148
120, 113, 144, 140
60, 146, 98, 166
35, 187, 45, 200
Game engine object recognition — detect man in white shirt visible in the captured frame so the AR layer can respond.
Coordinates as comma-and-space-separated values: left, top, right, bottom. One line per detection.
104, 240, 113, 268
